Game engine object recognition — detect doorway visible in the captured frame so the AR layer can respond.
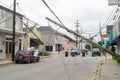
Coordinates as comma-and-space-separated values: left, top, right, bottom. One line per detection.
5, 37, 13, 59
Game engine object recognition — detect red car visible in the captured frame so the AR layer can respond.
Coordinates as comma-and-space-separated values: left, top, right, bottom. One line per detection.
15, 50, 40, 63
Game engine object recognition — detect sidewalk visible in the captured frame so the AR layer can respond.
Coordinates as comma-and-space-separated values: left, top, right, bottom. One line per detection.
100, 56, 120, 80
0, 59, 13, 65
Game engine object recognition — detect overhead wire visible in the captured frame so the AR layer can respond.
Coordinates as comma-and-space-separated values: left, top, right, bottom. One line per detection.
42, 1, 74, 80
101, 5, 118, 29
42, 0, 65, 27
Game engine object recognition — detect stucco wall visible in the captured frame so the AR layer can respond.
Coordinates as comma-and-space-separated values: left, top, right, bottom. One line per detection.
0, 32, 6, 59
0, 33, 23, 59
62, 37, 76, 54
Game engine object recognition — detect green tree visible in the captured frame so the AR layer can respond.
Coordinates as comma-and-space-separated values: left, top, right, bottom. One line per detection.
98, 41, 102, 46
85, 44, 91, 50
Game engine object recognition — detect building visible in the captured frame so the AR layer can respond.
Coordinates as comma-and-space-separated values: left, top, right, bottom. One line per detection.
62, 34, 76, 54
38, 26, 62, 53
23, 26, 43, 51
107, 20, 120, 55
0, 5, 24, 59
38, 26, 76, 54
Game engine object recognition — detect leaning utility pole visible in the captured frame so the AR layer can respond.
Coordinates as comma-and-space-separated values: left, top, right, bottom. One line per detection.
75, 20, 80, 47
46, 17, 117, 57
12, 0, 16, 61
99, 22, 102, 41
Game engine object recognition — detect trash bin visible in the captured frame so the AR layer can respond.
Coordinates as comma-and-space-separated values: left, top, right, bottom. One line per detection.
71, 52, 75, 57
82, 52, 85, 57
82, 50, 86, 57
92, 52, 95, 57
65, 51, 68, 57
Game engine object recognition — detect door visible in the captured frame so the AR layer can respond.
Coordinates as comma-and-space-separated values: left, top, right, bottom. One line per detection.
5, 38, 12, 58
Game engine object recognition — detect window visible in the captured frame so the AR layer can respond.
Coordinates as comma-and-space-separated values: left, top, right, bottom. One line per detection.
45, 46, 53, 51
0, 10, 5, 20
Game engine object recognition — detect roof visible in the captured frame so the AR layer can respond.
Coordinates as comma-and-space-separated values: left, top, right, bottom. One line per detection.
30, 38, 44, 45
62, 34, 76, 42
38, 26, 55, 32
0, 5, 24, 17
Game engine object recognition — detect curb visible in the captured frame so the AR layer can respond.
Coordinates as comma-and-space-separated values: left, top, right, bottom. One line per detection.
0, 60, 13, 66
92, 57, 103, 80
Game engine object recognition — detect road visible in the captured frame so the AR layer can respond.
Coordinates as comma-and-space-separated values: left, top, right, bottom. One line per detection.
0, 54, 100, 80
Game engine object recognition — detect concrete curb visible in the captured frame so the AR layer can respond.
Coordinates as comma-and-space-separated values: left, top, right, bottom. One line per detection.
0, 59, 13, 66
92, 57, 103, 80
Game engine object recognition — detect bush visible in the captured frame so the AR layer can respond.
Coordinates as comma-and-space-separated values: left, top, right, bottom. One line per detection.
38, 51, 50, 56
112, 55, 120, 64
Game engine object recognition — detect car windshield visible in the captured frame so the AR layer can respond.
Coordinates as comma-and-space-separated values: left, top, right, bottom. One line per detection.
93, 48, 100, 52
17, 51, 24, 55
71, 49, 79, 52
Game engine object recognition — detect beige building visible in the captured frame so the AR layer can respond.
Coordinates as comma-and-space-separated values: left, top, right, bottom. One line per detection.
23, 26, 43, 51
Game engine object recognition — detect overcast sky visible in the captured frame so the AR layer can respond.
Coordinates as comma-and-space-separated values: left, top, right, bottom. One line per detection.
0, 0, 116, 40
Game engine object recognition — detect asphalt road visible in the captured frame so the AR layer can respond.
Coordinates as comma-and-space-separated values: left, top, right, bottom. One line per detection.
0, 54, 100, 80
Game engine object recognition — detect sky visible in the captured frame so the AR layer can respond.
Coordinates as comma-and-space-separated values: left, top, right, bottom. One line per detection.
0, 0, 116, 41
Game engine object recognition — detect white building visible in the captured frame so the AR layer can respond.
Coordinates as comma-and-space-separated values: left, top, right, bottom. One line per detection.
0, 5, 24, 59
38, 26, 62, 54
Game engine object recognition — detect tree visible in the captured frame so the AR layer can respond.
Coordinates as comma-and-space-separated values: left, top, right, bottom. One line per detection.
98, 41, 102, 46
85, 44, 91, 50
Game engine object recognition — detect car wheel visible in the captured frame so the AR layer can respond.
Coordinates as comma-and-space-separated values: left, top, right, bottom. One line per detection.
15, 60, 19, 63
27, 59, 31, 63
37, 59, 40, 62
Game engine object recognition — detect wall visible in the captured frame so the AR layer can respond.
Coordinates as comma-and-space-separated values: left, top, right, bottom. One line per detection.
0, 32, 6, 59
62, 37, 75, 54
117, 42, 120, 55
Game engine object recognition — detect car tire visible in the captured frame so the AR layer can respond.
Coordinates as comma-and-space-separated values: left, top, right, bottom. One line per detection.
27, 59, 31, 64
15, 60, 19, 63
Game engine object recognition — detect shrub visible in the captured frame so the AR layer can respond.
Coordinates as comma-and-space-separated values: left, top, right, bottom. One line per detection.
38, 51, 50, 56
112, 55, 120, 64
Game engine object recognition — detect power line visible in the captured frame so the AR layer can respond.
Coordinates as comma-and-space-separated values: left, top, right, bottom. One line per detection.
102, 6, 118, 29
42, 0, 65, 27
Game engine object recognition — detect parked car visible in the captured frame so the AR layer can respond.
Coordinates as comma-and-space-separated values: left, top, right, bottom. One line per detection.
92, 48, 101, 56
71, 48, 80, 55
15, 50, 40, 63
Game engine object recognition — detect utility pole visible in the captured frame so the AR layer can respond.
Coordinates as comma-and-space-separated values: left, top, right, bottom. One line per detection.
80, 28, 82, 50
75, 20, 80, 48
12, 0, 16, 61
46, 17, 117, 57
99, 22, 107, 61
99, 22, 102, 41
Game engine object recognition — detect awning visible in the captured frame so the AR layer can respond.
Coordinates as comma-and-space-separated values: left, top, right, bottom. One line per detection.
110, 35, 120, 45
30, 38, 44, 45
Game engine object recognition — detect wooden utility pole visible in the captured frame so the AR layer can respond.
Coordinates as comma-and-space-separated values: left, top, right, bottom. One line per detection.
46, 17, 117, 57
99, 22, 102, 41
80, 28, 82, 50
12, 0, 16, 61
75, 20, 80, 48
